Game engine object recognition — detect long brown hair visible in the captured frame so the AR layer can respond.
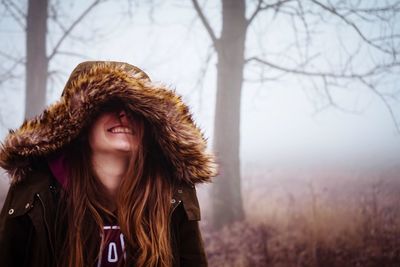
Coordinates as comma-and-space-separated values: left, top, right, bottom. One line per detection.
55, 101, 176, 267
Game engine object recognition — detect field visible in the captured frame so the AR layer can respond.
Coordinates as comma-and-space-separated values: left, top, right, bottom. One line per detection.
199, 164, 400, 267
1, 165, 399, 266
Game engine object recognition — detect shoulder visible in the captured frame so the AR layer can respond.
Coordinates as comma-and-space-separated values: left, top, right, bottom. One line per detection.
1, 165, 56, 220
0, 166, 56, 266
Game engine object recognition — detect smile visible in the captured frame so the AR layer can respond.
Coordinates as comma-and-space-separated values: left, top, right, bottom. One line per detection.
107, 126, 134, 134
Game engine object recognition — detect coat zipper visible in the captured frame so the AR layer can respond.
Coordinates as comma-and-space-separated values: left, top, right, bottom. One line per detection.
168, 199, 182, 225
36, 193, 55, 260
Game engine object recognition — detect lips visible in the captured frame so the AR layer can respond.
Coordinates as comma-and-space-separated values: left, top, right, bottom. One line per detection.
107, 125, 134, 134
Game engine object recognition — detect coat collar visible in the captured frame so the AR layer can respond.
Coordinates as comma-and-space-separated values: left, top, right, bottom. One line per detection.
6, 165, 201, 222
5, 166, 55, 219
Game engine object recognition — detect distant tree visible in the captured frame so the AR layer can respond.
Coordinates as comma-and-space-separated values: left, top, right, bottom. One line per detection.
191, 0, 400, 230
26, 0, 48, 119
1, 0, 107, 119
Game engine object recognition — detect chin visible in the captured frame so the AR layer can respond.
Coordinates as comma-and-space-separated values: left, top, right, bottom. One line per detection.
113, 144, 133, 153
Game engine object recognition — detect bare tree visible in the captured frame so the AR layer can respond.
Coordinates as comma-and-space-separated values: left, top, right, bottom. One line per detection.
26, 0, 48, 119
1, 0, 107, 120
192, 0, 400, 229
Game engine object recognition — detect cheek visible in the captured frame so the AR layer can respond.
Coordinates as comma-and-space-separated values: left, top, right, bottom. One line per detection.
88, 124, 106, 150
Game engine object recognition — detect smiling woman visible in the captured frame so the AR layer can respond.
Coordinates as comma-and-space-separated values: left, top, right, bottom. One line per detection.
0, 61, 218, 267
88, 106, 143, 200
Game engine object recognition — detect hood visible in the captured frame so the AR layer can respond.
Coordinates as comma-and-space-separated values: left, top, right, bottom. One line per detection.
0, 61, 218, 185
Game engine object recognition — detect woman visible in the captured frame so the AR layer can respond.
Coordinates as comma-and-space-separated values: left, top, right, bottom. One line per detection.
0, 61, 218, 267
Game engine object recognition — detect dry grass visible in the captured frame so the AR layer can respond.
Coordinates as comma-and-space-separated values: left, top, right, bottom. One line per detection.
201, 165, 400, 267
1, 166, 399, 266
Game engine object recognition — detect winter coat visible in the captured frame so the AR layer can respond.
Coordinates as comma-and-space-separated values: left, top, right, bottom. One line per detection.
0, 61, 218, 267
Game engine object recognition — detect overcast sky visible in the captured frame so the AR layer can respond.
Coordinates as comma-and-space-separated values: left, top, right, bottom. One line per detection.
1, 0, 399, 171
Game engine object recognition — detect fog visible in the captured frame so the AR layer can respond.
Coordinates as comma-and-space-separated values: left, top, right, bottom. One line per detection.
1, 1, 400, 266
1, 1, 399, 169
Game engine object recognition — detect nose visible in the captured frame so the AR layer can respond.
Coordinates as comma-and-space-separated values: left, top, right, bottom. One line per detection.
117, 110, 130, 125
118, 110, 126, 118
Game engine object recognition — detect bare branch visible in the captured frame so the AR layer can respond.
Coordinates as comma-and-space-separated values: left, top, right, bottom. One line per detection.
56, 50, 92, 60
187, 44, 215, 116
0, 57, 24, 86
1, 0, 26, 30
47, 0, 105, 61
247, 0, 294, 27
243, 51, 319, 83
188, 44, 214, 98
311, 0, 398, 56
0, 51, 25, 65
243, 69, 289, 83
245, 0, 400, 133
339, 2, 400, 14
49, 3, 68, 33
191, 0, 219, 47
358, 76, 400, 133
287, 0, 313, 65
245, 56, 399, 80
5, 0, 25, 18
302, 74, 365, 117
247, 0, 263, 26
294, 0, 312, 44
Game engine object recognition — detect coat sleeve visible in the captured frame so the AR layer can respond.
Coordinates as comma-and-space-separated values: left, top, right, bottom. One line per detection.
176, 183, 208, 267
0, 184, 35, 267
178, 211, 208, 267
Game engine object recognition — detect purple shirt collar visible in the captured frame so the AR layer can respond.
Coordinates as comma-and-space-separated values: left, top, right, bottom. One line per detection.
47, 151, 68, 189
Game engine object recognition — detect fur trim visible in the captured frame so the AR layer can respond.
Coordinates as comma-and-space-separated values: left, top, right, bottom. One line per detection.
0, 61, 218, 184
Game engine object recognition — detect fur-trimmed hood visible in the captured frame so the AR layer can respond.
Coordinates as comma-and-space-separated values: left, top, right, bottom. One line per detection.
0, 61, 218, 184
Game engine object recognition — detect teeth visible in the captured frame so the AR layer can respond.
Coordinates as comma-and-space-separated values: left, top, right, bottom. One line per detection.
109, 127, 133, 134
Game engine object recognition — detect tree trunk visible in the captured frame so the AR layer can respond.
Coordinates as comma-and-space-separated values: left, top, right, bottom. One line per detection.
25, 0, 48, 119
211, 0, 247, 230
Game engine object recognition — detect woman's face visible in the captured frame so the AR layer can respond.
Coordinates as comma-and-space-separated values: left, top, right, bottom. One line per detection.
88, 108, 141, 156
